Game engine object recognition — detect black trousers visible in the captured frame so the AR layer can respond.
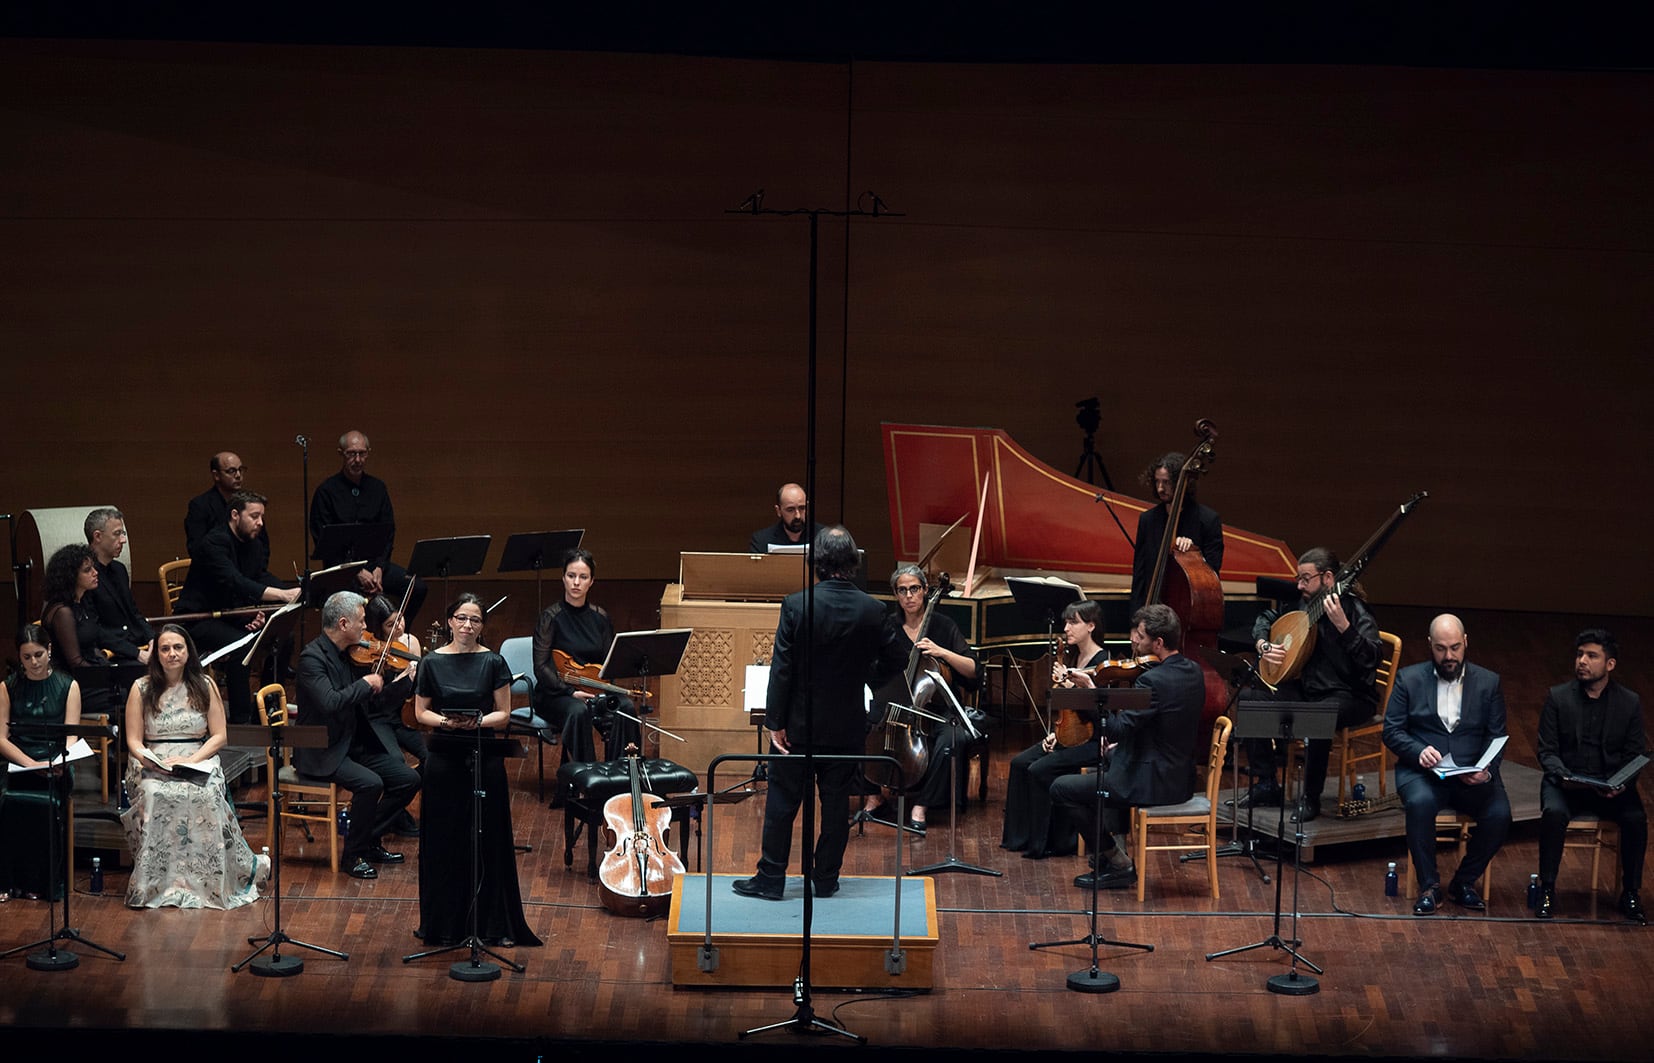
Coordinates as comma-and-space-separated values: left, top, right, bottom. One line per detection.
1538, 778, 1647, 892
753, 745, 859, 888
1398, 772, 1511, 891
331, 744, 421, 862
1050, 771, 1132, 855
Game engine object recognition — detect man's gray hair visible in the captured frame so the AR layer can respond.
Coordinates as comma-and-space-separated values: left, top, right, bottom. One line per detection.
323, 590, 365, 629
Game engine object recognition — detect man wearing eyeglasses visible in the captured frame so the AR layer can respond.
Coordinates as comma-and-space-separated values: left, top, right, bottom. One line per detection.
748, 482, 823, 553
309, 430, 428, 624
184, 450, 268, 554
1242, 548, 1382, 822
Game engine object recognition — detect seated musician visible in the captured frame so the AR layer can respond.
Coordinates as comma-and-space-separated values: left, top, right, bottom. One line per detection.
531, 548, 641, 763
176, 490, 302, 725
83, 507, 154, 666
1129, 452, 1224, 615
859, 564, 980, 835
748, 482, 822, 553
0, 624, 82, 901
364, 593, 426, 838
1051, 604, 1204, 890
40, 543, 118, 716
1247, 547, 1380, 822
1001, 599, 1109, 859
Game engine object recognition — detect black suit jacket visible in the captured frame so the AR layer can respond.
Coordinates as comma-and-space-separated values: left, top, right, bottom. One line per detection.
1099, 652, 1206, 807
294, 634, 378, 777
1383, 661, 1507, 790
177, 522, 280, 615
86, 558, 154, 662
1537, 679, 1646, 783
764, 578, 903, 749
185, 488, 269, 554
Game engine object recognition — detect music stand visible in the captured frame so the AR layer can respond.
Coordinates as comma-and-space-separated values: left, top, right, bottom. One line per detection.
1186, 644, 1272, 884
302, 559, 368, 607
227, 719, 346, 977
1205, 699, 1341, 996
407, 535, 492, 630
0, 720, 125, 971
314, 522, 393, 573
497, 529, 584, 618
403, 715, 526, 982
600, 628, 692, 754
907, 669, 1001, 880
1030, 688, 1154, 993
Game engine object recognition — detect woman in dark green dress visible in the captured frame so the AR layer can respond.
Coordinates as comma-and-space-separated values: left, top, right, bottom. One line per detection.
0, 624, 83, 900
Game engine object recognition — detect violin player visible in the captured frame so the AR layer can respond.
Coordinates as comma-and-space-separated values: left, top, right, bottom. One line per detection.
294, 590, 421, 879
858, 563, 980, 834
1245, 547, 1381, 822
733, 526, 905, 901
1129, 452, 1224, 615
531, 547, 640, 763
1051, 604, 1205, 891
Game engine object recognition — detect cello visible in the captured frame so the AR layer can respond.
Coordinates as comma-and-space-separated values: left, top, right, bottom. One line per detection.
1141, 420, 1229, 735
864, 573, 951, 793
596, 743, 685, 918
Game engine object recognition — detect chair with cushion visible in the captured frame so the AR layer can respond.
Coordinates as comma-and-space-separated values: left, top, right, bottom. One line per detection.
499, 635, 557, 799
1130, 714, 1232, 901
256, 682, 346, 873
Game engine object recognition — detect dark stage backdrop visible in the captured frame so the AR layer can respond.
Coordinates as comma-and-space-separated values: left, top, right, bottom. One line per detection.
2, 40, 1650, 630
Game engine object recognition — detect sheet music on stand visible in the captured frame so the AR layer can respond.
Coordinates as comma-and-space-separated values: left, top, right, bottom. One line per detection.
200, 599, 306, 669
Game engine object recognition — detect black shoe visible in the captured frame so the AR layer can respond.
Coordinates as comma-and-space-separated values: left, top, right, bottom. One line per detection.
813, 880, 840, 898
1074, 866, 1136, 891
1413, 886, 1442, 916
364, 845, 405, 864
1446, 881, 1486, 911
1227, 781, 1283, 808
390, 811, 420, 837
866, 803, 898, 826
1290, 798, 1322, 823
1619, 889, 1646, 924
731, 876, 784, 901
345, 858, 379, 880
1536, 886, 1555, 920
905, 817, 927, 836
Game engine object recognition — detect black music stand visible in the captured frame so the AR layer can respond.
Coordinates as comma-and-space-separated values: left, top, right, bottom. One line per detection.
1187, 644, 1273, 884
907, 670, 1000, 879
1030, 688, 1154, 993
227, 719, 345, 977
599, 628, 692, 754
497, 529, 584, 618
407, 536, 492, 638
314, 522, 393, 575
1205, 699, 1341, 996
302, 559, 368, 607
0, 720, 125, 971
403, 715, 526, 982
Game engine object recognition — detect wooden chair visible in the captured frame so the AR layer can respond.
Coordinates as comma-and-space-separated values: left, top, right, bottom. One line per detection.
1563, 815, 1613, 894
82, 711, 114, 804
1130, 714, 1232, 901
158, 559, 190, 615
1286, 630, 1403, 805
256, 682, 345, 873
1405, 811, 1492, 899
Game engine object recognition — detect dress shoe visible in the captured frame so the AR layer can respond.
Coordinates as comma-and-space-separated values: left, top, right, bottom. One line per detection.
345, 858, 379, 880
1619, 889, 1646, 925
253, 853, 272, 887
1290, 797, 1321, 823
905, 817, 927, 836
364, 845, 405, 864
1446, 880, 1487, 911
1413, 887, 1442, 916
731, 876, 784, 901
1535, 887, 1555, 919
1074, 865, 1136, 891
1227, 781, 1283, 809
812, 880, 840, 898
391, 811, 420, 837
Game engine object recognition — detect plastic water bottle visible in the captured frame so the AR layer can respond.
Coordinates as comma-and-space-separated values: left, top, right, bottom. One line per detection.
1384, 861, 1398, 897
337, 806, 350, 835
118, 779, 130, 811
90, 856, 104, 895
1528, 874, 1540, 909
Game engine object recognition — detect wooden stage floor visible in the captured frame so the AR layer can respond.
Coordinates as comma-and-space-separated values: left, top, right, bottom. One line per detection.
4, 607, 1653, 1061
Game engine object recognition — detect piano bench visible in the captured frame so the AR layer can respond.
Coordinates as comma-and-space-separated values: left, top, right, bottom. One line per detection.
554, 759, 699, 878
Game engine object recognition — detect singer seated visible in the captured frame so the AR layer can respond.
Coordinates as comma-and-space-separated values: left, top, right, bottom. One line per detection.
40, 543, 119, 716
531, 549, 641, 764
859, 564, 979, 835
0, 625, 82, 901
1050, 604, 1204, 891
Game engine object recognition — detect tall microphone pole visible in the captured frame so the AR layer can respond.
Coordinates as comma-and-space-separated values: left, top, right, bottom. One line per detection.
296, 435, 310, 649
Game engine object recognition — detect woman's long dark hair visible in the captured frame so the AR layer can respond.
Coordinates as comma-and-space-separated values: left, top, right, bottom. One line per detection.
140, 623, 214, 717
43, 543, 94, 608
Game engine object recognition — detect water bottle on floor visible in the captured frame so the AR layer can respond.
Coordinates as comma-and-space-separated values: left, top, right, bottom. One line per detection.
1384, 861, 1398, 897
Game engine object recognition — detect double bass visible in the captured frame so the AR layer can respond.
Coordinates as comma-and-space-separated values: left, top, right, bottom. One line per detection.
864, 573, 951, 792
596, 744, 685, 918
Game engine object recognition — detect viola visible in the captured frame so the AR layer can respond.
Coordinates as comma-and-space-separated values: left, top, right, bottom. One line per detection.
551, 648, 653, 702
349, 635, 420, 673
596, 744, 684, 918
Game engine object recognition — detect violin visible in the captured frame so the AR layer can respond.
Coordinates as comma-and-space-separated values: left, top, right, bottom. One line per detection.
349, 634, 420, 673
596, 744, 684, 918
551, 649, 653, 702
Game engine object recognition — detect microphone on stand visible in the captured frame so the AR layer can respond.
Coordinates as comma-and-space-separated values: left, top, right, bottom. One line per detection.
294, 435, 309, 450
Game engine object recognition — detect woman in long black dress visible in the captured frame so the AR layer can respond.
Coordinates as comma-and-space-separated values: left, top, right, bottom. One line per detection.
413, 593, 541, 948
40, 543, 116, 716
861, 564, 979, 834
1001, 599, 1108, 859
530, 548, 640, 763
0, 624, 82, 900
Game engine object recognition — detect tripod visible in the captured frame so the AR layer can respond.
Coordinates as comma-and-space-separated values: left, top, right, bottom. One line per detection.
0, 722, 125, 971
403, 714, 524, 981
231, 719, 347, 976
1204, 699, 1338, 994
1030, 688, 1154, 991
907, 670, 999, 879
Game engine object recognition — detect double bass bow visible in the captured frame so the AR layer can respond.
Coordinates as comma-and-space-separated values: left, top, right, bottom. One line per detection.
596, 743, 684, 918
865, 573, 952, 792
